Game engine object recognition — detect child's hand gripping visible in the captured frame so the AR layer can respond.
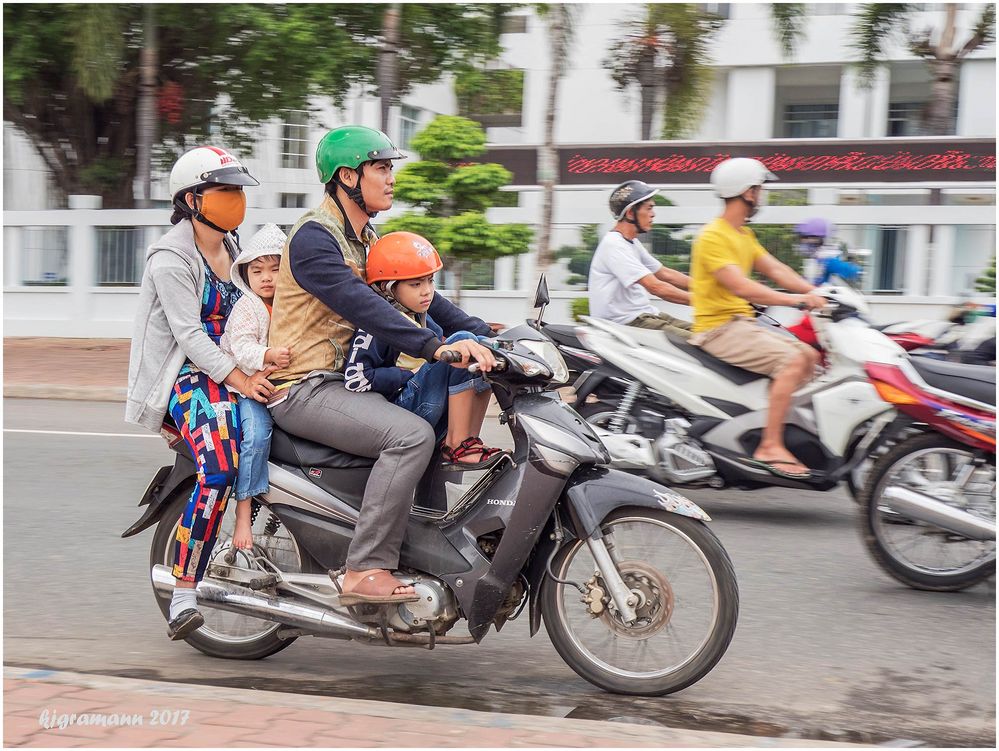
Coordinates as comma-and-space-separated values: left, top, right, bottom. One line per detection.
266, 347, 292, 369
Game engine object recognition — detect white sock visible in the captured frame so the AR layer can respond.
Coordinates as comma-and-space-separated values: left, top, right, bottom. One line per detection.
170, 588, 199, 620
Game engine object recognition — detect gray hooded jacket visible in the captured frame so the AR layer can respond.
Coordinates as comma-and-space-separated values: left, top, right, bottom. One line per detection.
125, 219, 238, 432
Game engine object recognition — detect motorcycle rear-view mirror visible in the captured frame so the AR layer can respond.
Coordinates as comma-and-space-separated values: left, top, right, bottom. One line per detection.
531, 274, 550, 327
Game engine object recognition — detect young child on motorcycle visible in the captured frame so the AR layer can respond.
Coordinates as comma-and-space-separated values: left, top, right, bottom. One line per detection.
344, 231, 506, 469
219, 223, 292, 550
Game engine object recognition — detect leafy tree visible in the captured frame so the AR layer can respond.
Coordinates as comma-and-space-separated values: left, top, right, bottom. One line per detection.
976, 255, 996, 294
3, 3, 510, 207
849, 4, 995, 134
556, 224, 601, 286
382, 115, 532, 306
603, 3, 723, 140
770, 3, 807, 58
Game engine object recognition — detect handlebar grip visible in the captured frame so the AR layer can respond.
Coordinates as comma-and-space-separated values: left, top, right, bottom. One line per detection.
795, 301, 809, 311
438, 349, 462, 363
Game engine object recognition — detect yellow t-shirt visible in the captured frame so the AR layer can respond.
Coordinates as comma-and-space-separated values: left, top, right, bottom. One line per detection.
690, 217, 768, 333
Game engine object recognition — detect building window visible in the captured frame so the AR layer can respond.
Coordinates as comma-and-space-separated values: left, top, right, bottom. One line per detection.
20, 227, 69, 286
783, 103, 839, 138
887, 102, 930, 137
456, 68, 525, 128
96, 227, 145, 286
398, 105, 422, 150
697, 3, 731, 19
501, 14, 528, 34
280, 192, 308, 209
281, 110, 309, 170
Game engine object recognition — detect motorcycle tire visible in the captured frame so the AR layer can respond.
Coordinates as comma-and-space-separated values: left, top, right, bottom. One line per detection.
150, 490, 314, 659
540, 508, 739, 696
859, 432, 996, 592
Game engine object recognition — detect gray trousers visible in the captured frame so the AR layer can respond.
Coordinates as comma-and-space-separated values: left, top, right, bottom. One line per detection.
269, 375, 436, 571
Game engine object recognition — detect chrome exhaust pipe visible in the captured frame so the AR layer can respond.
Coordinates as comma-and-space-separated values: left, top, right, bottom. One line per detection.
151, 564, 377, 639
881, 487, 996, 542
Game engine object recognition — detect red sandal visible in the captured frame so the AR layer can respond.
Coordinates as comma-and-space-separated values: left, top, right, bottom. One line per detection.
441, 436, 508, 471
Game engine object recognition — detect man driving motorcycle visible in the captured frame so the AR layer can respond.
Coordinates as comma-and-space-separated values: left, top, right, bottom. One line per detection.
268, 126, 495, 604
689, 158, 825, 480
588, 180, 693, 338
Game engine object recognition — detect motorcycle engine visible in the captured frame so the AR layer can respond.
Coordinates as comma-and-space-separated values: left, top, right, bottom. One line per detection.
653, 418, 717, 484
386, 577, 458, 634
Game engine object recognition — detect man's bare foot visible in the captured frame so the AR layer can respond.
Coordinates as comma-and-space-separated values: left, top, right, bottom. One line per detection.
341, 568, 416, 597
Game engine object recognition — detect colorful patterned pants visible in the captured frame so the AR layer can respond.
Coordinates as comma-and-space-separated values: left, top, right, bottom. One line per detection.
167, 369, 241, 583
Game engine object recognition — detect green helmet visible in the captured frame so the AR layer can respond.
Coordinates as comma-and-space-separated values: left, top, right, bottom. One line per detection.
316, 126, 406, 184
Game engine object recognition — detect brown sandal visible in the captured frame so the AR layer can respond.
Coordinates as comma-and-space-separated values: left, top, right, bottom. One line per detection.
335, 570, 420, 606
441, 437, 507, 471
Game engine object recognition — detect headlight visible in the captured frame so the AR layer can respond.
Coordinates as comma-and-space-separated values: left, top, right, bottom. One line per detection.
522, 340, 569, 384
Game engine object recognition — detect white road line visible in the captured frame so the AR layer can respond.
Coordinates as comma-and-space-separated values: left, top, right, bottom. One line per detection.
3, 429, 161, 439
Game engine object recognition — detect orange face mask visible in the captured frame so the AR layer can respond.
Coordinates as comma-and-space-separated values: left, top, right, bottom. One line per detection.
198, 190, 246, 232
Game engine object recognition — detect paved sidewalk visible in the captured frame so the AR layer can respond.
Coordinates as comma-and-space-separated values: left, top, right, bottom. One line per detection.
3, 338, 130, 402
4, 667, 864, 748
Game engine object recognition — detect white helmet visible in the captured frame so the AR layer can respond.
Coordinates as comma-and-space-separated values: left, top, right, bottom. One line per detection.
168, 146, 259, 201
710, 158, 778, 199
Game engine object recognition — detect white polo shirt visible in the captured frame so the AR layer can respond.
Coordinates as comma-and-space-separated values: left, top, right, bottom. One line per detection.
588, 231, 663, 324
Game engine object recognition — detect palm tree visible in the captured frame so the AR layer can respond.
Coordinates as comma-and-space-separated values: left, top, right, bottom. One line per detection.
850, 3, 995, 135
770, 3, 806, 58
603, 4, 723, 140
535, 4, 577, 274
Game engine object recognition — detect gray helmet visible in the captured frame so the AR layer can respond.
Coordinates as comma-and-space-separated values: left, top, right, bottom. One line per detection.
609, 180, 659, 221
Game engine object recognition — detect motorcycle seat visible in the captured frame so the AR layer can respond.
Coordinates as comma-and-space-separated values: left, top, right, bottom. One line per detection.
269, 426, 375, 469
664, 332, 768, 386
543, 324, 583, 349
909, 356, 996, 407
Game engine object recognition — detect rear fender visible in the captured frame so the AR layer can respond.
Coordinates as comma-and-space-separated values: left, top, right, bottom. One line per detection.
121, 453, 196, 538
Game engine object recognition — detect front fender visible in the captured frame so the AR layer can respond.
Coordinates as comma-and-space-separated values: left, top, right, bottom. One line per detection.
563, 466, 710, 538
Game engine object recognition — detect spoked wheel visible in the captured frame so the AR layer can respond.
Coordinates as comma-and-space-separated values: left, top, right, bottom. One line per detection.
860, 432, 996, 591
541, 508, 739, 696
150, 490, 310, 658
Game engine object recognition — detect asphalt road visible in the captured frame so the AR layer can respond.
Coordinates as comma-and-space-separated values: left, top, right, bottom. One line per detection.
3, 398, 995, 746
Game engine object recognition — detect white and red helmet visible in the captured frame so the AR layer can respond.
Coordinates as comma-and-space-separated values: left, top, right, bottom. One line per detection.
168, 146, 259, 201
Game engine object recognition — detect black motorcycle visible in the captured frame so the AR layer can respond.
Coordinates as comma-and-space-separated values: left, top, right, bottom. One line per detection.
123, 281, 739, 696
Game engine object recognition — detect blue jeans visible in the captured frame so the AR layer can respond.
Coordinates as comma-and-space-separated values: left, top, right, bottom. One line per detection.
394, 332, 491, 436
234, 395, 273, 501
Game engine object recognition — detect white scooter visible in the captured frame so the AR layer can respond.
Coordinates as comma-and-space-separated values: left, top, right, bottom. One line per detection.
571, 286, 909, 494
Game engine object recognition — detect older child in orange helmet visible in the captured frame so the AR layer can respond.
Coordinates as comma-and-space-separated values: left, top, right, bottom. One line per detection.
344, 231, 506, 469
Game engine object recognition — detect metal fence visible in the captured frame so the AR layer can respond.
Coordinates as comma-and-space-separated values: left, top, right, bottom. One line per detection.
96, 226, 146, 286
20, 226, 68, 285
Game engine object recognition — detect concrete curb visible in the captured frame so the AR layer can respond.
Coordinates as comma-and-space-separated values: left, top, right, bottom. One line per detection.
4, 384, 127, 402
4, 667, 862, 747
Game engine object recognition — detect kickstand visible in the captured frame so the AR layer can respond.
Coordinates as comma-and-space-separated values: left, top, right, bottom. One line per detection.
377, 608, 392, 646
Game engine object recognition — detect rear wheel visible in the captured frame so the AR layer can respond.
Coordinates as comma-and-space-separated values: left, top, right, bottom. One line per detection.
859, 432, 995, 591
541, 508, 739, 696
150, 490, 311, 659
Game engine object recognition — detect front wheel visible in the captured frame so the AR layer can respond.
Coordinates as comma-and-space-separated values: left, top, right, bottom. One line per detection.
859, 432, 996, 591
541, 508, 739, 696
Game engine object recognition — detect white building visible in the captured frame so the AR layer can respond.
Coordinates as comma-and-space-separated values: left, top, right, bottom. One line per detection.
4, 2, 996, 336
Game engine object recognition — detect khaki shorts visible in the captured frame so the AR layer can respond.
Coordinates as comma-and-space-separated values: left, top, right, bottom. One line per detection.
689, 316, 815, 379
629, 312, 693, 340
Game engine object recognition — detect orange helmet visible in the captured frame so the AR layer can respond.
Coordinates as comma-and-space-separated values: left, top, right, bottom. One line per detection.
366, 231, 443, 284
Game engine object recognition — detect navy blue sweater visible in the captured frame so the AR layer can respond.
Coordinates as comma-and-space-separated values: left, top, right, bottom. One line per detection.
344, 314, 451, 397
289, 222, 491, 365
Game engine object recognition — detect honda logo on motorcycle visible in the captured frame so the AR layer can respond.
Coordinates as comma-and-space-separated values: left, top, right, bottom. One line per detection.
309, 468, 323, 478
486, 498, 516, 506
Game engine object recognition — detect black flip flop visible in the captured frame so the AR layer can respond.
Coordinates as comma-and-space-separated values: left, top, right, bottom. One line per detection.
743, 458, 812, 480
